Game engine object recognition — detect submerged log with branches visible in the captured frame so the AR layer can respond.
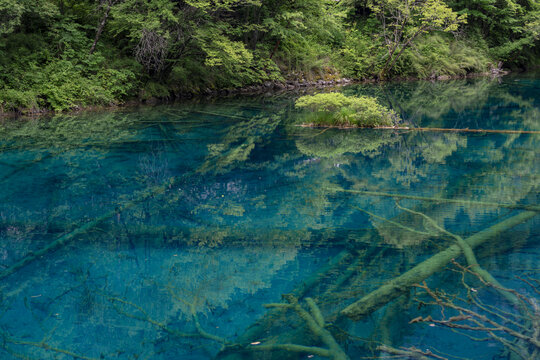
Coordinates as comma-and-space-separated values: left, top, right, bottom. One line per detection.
341, 210, 537, 320
411, 263, 540, 360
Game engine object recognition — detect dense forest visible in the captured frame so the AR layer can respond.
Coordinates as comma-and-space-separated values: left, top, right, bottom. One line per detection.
0, 0, 538, 113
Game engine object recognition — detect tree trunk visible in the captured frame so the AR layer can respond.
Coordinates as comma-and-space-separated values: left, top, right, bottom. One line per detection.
269, 39, 281, 60
89, 1, 113, 54
340, 210, 538, 321
379, 30, 422, 79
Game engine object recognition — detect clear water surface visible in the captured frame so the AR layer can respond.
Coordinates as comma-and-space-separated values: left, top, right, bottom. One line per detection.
0, 74, 538, 360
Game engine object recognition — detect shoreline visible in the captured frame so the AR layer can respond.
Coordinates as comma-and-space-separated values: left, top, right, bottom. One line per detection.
0, 70, 509, 120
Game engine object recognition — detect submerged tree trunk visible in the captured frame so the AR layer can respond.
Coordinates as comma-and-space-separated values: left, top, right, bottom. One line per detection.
0, 176, 176, 281
216, 210, 537, 359
340, 210, 537, 320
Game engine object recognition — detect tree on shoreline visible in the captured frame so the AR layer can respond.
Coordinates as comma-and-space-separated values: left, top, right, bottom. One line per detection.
371, 0, 467, 78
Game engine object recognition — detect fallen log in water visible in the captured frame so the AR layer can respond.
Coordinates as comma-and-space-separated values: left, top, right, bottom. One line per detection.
216, 183, 508, 358
215, 243, 391, 360
404, 127, 540, 134
340, 210, 537, 321
257, 295, 350, 360
327, 187, 540, 212
215, 249, 354, 358
0, 177, 176, 281
217, 211, 537, 360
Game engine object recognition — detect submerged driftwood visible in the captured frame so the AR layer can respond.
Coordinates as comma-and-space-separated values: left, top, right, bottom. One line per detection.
216, 249, 355, 359
215, 242, 384, 360
328, 188, 540, 212
0, 177, 176, 281
0, 113, 278, 280
340, 210, 537, 320
216, 209, 537, 359
256, 295, 349, 360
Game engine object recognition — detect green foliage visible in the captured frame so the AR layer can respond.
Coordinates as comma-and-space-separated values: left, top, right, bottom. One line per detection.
0, 42, 138, 112
38, 58, 137, 111
0, 0, 538, 112
447, 0, 540, 66
295, 93, 399, 127
396, 34, 492, 78
0, 4, 138, 112
196, 25, 257, 87
368, 0, 468, 77
260, 0, 344, 77
140, 81, 171, 100
334, 20, 383, 79
0, 88, 38, 112
0, 0, 24, 35
0, 0, 58, 36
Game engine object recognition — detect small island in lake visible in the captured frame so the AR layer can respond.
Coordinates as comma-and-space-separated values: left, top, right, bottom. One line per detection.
295, 93, 401, 128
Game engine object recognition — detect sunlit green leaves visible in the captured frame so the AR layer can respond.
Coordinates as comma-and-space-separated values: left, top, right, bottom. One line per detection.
368, 0, 467, 76
296, 93, 399, 127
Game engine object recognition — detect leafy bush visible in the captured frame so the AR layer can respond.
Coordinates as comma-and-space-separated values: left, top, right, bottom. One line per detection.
140, 81, 171, 100
295, 93, 399, 127
334, 20, 384, 79
0, 12, 138, 113
0, 88, 39, 112
0, 0, 537, 113
394, 34, 493, 78
35, 57, 137, 112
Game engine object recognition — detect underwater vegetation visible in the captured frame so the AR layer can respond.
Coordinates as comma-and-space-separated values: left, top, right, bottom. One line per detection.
0, 76, 538, 359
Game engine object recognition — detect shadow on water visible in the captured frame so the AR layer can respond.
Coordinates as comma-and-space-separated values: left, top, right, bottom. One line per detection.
0, 75, 538, 359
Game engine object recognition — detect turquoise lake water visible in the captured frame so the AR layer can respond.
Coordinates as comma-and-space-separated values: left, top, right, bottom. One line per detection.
0, 75, 538, 359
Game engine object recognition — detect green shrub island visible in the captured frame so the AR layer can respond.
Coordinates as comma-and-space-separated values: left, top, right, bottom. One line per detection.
295, 93, 400, 128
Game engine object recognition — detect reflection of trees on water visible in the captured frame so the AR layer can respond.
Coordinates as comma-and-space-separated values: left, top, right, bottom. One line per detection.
296, 130, 399, 160
282, 78, 539, 359
165, 247, 298, 314
290, 77, 538, 249
0, 77, 538, 359
0, 103, 312, 359
346, 77, 539, 131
